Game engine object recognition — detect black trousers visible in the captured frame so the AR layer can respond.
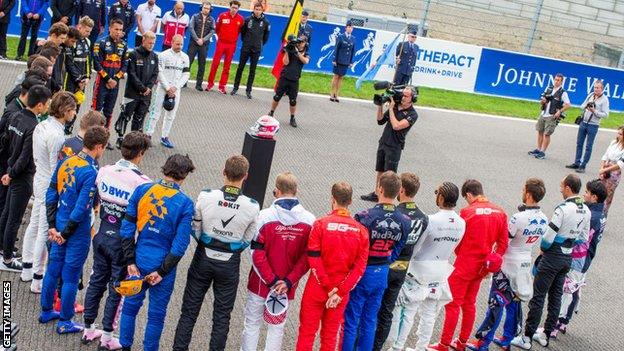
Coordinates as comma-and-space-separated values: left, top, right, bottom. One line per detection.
115, 98, 149, 137
393, 71, 411, 86
0, 176, 33, 260
372, 268, 407, 351
188, 41, 208, 86
233, 49, 260, 92
0, 22, 9, 57
525, 253, 571, 336
173, 246, 241, 351
17, 17, 42, 57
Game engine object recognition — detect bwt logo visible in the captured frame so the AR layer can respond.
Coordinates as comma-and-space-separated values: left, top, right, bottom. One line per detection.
100, 183, 130, 200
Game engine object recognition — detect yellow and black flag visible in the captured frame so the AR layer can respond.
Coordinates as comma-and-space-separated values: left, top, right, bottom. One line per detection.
271, 0, 304, 81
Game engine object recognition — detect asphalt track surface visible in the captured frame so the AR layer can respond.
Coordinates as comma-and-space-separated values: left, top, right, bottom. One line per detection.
0, 60, 621, 350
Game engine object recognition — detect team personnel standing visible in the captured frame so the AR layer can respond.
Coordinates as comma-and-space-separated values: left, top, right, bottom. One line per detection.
144, 34, 189, 149
429, 179, 508, 351
529, 73, 570, 160
240, 172, 315, 351
566, 80, 610, 173
329, 20, 354, 103
361, 87, 418, 202
108, 0, 136, 41
268, 34, 309, 128
134, 0, 161, 47
0, 0, 15, 60
188, 1, 215, 91
598, 125, 624, 217
206, 0, 243, 94
161, 1, 189, 50
553, 180, 606, 338
173, 155, 260, 351
17, 92, 77, 289
372, 172, 429, 351
393, 30, 418, 85
77, 0, 106, 49
296, 182, 369, 351
114, 31, 159, 148
231, 1, 270, 99
342, 171, 411, 351
0, 85, 51, 272
92, 18, 128, 148
38, 126, 108, 333
298, 10, 312, 43
468, 178, 548, 351
387, 182, 465, 351
16, 0, 48, 59
512, 174, 590, 349
64, 16, 94, 135
53, 28, 85, 95
118, 154, 195, 351
82, 132, 151, 350
51, 0, 75, 25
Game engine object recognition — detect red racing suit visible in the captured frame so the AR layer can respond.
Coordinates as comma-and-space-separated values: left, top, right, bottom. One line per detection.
440, 196, 509, 345
296, 209, 369, 351
207, 11, 244, 89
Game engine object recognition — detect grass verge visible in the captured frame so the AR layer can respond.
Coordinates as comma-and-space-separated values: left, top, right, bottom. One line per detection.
5, 36, 623, 129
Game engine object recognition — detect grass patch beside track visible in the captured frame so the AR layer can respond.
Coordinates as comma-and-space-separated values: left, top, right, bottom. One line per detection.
5, 36, 623, 129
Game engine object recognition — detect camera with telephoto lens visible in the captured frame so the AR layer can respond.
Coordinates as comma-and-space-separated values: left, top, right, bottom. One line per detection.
586, 101, 595, 109
540, 85, 553, 111
373, 81, 416, 106
285, 34, 304, 54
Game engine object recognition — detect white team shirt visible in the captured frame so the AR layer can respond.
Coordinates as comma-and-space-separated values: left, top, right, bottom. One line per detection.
157, 49, 190, 91
411, 209, 465, 262
136, 2, 162, 35
506, 207, 548, 258
542, 196, 591, 255
31, 117, 65, 197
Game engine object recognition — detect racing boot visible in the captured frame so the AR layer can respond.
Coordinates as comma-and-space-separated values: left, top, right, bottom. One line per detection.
427, 343, 451, 351
450, 338, 468, 351
57, 320, 85, 334
289, 116, 297, 128
492, 336, 511, 350
532, 329, 549, 347
99, 333, 123, 350
551, 321, 567, 338
510, 335, 532, 350
75, 302, 85, 314
38, 310, 60, 323
82, 327, 103, 344
465, 339, 486, 351
20, 264, 33, 282
30, 276, 43, 294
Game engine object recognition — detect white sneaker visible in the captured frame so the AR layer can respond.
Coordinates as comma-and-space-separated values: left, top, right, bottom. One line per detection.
20, 267, 33, 282
510, 335, 532, 350
532, 329, 549, 347
30, 279, 42, 294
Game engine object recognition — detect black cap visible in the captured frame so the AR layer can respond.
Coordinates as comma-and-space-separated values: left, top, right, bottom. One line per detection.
346, 20, 353, 27
408, 29, 417, 35
163, 95, 176, 111
302, 10, 309, 16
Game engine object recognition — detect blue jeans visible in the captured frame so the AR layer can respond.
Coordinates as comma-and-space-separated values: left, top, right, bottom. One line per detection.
575, 122, 599, 167
343, 264, 389, 351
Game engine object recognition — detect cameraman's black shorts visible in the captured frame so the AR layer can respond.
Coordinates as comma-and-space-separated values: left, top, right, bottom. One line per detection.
375, 143, 402, 172
275, 78, 299, 102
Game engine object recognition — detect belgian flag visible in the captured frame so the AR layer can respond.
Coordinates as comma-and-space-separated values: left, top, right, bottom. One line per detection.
271, 0, 304, 81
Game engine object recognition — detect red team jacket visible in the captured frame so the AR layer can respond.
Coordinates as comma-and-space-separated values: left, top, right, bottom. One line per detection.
307, 209, 370, 298
162, 10, 190, 46
215, 11, 244, 44
455, 196, 509, 277
249, 199, 316, 300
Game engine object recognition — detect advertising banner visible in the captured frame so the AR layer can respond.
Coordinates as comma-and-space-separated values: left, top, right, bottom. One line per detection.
475, 48, 624, 111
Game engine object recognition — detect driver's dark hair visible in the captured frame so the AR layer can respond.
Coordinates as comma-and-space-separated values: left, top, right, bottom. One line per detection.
563, 174, 581, 194
162, 154, 195, 181
438, 182, 459, 208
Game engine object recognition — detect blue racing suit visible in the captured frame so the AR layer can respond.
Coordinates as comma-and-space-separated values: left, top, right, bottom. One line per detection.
41, 152, 98, 322
118, 179, 194, 351
92, 36, 128, 128
342, 203, 410, 351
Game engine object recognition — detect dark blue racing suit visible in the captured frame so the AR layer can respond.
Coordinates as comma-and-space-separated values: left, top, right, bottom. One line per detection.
91, 36, 128, 128
118, 179, 194, 350
342, 203, 410, 351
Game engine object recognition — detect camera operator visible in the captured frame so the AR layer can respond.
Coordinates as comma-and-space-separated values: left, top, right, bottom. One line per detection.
566, 80, 610, 173
268, 34, 309, 128
361, 86, 418, 202
528, 73, 570, 160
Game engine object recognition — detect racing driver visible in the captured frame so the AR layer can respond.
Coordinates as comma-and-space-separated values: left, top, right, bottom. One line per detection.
296, 182, 369, 351
173, 155, 260, 351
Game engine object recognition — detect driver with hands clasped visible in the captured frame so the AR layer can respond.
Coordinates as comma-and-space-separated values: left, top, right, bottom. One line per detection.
362, 86, 419, 202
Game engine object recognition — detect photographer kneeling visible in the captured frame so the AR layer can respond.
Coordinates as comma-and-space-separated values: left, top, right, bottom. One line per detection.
268, 34, 309, 128
361, 85, 418, 202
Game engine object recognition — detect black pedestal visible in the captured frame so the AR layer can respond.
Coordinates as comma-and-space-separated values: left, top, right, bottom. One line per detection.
241, 132, 276, 208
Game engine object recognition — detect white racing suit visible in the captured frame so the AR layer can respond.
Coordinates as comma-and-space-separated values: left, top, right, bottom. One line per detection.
144, 48, 190, 138
388, 209, 465, 351
20, 118, 66, 285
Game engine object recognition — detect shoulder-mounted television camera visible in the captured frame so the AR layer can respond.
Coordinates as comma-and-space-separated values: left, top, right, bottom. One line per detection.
373, 81, 418, 106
